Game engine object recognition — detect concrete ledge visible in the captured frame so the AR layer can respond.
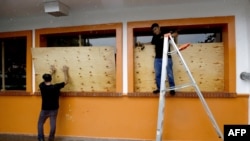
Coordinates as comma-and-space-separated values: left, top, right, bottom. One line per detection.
0, 134, 151, 141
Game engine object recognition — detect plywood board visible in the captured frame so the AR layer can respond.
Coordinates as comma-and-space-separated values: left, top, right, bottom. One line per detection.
134, 46, 156, 92
134, 43, 224, 92
32, 47, 116, 92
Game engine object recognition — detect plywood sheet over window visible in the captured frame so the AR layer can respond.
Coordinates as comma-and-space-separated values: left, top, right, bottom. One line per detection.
32, 47, 116, 92
134, 43, 224, 92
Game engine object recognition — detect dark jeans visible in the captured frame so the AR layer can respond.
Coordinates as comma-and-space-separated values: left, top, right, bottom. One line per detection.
37, 110, 58, 141
154, 58, 175, 90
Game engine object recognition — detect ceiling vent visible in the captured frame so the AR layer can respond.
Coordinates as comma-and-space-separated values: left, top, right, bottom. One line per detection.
44, 0, 69, 17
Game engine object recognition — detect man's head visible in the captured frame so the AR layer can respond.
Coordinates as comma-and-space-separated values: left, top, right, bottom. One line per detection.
42, 73, 52, 82
151, 23, 161, 35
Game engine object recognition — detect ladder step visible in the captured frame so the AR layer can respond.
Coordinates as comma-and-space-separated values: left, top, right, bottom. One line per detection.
165, 83, 195, 91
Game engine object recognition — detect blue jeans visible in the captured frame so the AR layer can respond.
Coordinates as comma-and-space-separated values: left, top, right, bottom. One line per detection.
154, 58, 175, 90
38, 110, 58, 141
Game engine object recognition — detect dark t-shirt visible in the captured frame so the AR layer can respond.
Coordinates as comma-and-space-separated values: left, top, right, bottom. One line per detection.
39, 82, 65, 110
151, 32, 171, 58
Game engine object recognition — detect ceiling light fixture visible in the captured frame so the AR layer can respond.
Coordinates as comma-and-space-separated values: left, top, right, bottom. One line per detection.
43, 0, 69, 17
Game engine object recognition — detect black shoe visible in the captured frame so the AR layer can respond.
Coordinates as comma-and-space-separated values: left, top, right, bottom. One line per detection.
153, 89, 160, 94
170, 90, 175, 95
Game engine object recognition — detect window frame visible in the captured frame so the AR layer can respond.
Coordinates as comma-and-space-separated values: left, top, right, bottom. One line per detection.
127, 16, 236, 97
35, 23, 123, 96
0, 30, 32, 94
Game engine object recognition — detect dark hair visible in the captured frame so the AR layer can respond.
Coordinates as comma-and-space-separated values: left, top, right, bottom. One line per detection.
151, 23, 159, 30
42, 73, 52, 82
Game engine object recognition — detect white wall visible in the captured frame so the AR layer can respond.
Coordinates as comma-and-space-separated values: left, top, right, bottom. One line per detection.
0, 0, 249, 94
246, 0, 250, 124
247, 1, 250, 93
234, 1, 250, 94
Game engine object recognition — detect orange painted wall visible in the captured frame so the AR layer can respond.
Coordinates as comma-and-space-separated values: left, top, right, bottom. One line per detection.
0, 95, 248, 140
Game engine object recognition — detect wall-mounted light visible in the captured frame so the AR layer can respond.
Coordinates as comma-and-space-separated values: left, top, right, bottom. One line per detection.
240, 72, 250, 80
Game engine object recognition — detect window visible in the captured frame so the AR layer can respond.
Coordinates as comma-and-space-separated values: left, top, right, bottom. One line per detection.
133, 26, 223, 92
128, 16, 236, 95
35, 23, 123, 94
134, 26, 222, 44
44, 30, 116, 47
0, 37, 26, 90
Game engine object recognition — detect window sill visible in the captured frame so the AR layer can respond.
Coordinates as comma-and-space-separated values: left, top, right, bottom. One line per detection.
128, 92, 237, 98
0, 91, 243, 98
34, 92, 123, 97
0, 91, 30, 96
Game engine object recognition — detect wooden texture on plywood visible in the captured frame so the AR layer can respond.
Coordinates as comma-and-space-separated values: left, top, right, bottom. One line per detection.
134, 43, 224, 92
32, 47, 116, 92
134, 46, 156, 92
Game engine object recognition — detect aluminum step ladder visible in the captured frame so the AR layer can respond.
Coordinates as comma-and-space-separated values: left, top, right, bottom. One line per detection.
155, 34, 224, 141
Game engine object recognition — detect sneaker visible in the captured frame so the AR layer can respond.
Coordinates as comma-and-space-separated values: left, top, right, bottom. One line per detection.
170, 90, 175, 95
153, 89, 160, 94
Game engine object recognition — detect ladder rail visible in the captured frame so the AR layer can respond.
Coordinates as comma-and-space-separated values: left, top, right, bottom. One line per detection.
169, 36, 224, 140
166, 82, 195, 91
155, 35, 169, 141
155, 35, 224, 141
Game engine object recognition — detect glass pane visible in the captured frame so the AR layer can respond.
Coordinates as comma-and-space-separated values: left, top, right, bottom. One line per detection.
0, 37, 26, 90
135, 33, 221, 44
178, 33, 221, 44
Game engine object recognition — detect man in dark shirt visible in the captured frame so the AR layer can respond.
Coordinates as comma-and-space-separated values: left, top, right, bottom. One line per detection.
37, 65, 69, 141
151, 23, 177, 95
